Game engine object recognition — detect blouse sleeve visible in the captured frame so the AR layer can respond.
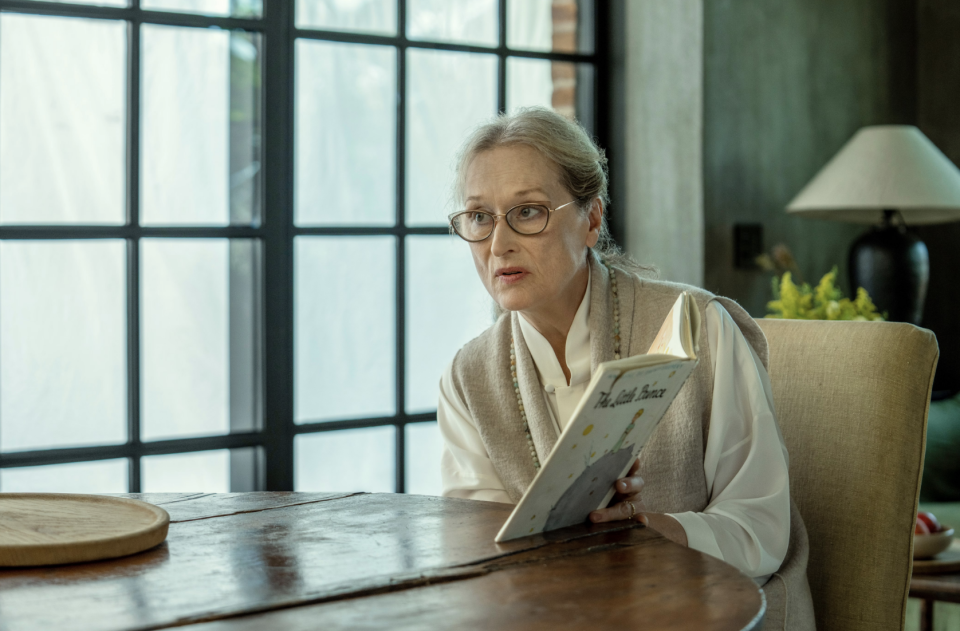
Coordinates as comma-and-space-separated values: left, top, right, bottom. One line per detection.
437, 359, 513, 504
665, 302, 791, 582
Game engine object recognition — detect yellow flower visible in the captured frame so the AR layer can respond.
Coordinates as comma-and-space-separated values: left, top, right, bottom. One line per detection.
765, 267, 884, 321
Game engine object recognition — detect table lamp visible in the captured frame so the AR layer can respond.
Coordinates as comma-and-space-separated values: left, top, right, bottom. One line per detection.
786, 125, 960, 324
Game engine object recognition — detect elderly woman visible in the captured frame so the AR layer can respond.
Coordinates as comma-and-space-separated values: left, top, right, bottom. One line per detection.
436, 108, 814, 631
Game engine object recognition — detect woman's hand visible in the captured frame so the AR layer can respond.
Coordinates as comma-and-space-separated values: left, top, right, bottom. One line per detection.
589, 458, 647, 525
588, 459, 689, 547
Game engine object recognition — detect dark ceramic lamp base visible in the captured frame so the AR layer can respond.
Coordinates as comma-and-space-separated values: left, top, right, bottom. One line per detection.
848, 210, 930, 325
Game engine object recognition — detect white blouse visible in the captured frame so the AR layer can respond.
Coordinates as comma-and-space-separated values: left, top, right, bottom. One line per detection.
437, 275, 791, 582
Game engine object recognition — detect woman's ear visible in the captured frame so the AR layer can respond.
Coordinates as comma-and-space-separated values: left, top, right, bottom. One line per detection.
585, 198, 603, 248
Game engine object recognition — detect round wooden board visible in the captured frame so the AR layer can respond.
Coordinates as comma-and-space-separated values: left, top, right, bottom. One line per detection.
914, 539, 960, 575
0, 494, 170, 567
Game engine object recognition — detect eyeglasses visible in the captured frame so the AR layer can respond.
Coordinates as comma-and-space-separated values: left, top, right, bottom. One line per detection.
448, 200, 578, 243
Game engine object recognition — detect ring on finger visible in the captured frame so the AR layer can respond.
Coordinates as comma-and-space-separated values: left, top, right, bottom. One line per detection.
625, 500, 636, 520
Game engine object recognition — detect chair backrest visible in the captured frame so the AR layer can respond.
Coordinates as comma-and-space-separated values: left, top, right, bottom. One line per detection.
757, 319, 939, 631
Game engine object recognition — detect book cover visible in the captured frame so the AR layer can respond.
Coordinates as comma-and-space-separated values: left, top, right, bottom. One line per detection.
495, 292, 700, 542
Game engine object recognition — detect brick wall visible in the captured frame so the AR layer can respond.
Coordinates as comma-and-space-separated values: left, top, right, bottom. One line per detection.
551, 0, 578, 119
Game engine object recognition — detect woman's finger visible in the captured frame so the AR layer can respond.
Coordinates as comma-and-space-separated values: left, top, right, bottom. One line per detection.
588, 503, 625, 523
615, 474, 645, 496
589, 498, 645, 524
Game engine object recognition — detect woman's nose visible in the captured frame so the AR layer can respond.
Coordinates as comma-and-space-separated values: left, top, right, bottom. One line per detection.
489, 216, 517, 257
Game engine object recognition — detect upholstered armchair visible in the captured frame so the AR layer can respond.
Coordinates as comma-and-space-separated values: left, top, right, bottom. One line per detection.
758, 319, 939, 631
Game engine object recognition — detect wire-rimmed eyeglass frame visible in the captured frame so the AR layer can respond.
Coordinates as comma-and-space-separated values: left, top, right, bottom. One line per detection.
448, 200, 579, 243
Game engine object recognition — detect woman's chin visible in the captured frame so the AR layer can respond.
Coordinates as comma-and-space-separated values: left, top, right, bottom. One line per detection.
496, 291, 535, 313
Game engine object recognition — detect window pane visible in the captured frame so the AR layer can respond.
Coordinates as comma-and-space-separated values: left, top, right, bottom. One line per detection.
297, 0, 396, 35
507, 0, 594, 53
0, 460, 128, 493
0, 241, 126, 452
229, 33, 264, 225
295, 427, 395, 492
295, 41, 395, 226
295, 237, 395, 423
0, 14, 125, 225
507, 58, 595, 132
406, 235, 492, 412
405, 421, 442, 496
142, 239, 260, 441
141, 0, 262, 17
142, 27, 262, 226
22, 0, 127, 7
407, 0, 497, 47
406, 49, 497, 226
142, 450, 230, 492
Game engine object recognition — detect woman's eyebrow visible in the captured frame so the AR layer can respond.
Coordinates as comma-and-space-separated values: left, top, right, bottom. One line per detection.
463, 188, 550, 206
510, 188, 550, 200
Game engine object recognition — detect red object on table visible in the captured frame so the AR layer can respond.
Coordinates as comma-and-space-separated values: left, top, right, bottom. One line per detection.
918, 511, 942, 533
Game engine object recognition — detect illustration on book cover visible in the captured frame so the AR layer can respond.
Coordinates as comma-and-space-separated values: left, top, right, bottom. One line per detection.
544, 406, 644, 531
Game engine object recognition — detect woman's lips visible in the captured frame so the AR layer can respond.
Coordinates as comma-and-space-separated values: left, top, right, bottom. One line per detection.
496, 268, 528, 285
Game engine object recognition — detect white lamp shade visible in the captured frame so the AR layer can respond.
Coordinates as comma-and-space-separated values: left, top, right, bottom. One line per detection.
786, 125, 960, 225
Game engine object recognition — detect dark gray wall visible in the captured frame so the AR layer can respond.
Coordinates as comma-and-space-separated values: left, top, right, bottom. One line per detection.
917, 0, 960, 393
701, 0, 917, 317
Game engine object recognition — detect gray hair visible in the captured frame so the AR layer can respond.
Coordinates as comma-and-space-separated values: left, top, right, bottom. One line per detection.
452, 107, 645, 273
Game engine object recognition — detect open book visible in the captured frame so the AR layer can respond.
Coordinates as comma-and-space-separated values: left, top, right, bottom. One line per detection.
496, 292, 701, 542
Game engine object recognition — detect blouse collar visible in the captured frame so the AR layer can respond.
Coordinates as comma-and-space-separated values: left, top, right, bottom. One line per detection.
517, 271, 592, 389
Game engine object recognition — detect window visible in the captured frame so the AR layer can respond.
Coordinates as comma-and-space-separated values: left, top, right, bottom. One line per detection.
0, 0, 606, 494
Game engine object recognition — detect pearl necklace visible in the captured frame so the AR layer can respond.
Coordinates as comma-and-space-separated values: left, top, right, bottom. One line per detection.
510, 261, 621, 470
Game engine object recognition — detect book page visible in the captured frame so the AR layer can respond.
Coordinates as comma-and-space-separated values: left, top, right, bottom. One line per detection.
647, 293, 694, 359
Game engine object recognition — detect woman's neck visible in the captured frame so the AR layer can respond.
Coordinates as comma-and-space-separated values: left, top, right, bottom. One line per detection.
520, 264, 590, 385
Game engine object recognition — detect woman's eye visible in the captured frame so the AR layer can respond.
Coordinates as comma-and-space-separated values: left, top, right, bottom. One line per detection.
516, 206, 545, 220
471, 212, 490, 224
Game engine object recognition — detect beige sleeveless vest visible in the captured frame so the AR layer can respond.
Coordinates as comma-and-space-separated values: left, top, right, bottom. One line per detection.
448, 252, 814, 631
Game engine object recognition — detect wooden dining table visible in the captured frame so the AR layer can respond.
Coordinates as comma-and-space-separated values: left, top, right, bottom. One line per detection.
0, 492, 764, 630
910, 555, 960, 631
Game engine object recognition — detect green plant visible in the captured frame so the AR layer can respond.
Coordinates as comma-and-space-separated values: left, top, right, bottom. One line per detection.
765, 267, 885, 321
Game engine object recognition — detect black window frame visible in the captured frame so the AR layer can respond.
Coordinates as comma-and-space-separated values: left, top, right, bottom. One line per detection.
0, 0, 610, 492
